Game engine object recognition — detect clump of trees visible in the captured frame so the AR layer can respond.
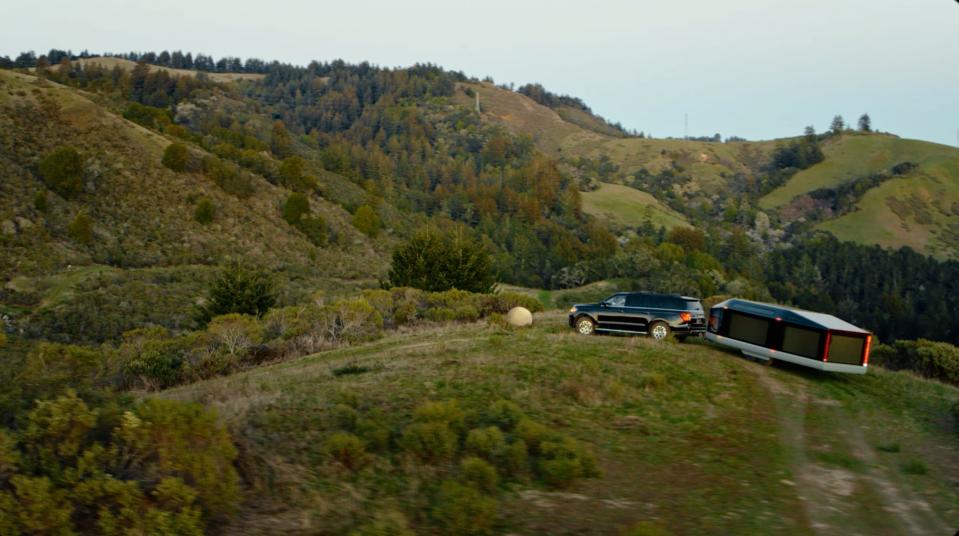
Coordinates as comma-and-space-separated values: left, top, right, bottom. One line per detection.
388, 227, 494, 293
281, 193, 326, 245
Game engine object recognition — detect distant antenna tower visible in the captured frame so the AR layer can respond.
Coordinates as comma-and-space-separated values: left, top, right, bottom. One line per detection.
475, 91, 481, 114
684, 113, 689, 140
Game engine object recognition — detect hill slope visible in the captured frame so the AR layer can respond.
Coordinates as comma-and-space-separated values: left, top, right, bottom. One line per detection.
0, 69, 386, 340
457, 81, 959, 258
166, 313, 959, 535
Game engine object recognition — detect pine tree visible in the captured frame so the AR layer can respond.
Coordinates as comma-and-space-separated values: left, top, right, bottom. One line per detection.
857, 113, 872, 132
830, 115, 845, 134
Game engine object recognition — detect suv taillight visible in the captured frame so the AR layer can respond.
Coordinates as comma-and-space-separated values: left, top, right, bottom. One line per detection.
679, 312, 691, 323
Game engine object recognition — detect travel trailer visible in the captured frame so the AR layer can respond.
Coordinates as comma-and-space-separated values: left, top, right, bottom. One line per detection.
705, 298, 871, 374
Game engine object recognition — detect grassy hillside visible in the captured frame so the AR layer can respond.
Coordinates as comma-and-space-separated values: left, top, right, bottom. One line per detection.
760, 135, 959, 209
166, 312, 959, 535
456, 81, 959, 258
581, 183, 690, 230
0, 69, 387, 340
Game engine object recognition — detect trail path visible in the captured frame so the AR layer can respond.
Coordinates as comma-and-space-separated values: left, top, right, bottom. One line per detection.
751, 365, 949, 535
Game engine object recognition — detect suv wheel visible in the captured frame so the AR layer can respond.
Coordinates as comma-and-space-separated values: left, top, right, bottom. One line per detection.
649, 321, 670, 341
576, 317, 596, 336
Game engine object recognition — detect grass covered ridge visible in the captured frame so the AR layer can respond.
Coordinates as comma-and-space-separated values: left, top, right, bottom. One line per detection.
166, 312, 959, 535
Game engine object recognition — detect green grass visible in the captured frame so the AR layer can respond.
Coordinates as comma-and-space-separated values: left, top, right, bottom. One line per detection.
581, 183, 690, 230
760, 134, 959, 209
163, 313, 959, 534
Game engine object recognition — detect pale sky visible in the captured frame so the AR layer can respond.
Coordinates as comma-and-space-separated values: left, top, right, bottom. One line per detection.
4, 0, 958, 145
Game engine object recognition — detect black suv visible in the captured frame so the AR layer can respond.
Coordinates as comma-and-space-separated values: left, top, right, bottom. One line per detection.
568, 292, 706, 341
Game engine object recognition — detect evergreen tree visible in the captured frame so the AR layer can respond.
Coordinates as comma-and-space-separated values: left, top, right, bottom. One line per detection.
857, 113, 872, 132
830, 115, 845, 134
195, 262, 276, 325
388, 227, 494, 293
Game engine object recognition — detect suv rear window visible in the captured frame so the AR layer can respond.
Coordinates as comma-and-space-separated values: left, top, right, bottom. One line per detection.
685, 300, 704, 313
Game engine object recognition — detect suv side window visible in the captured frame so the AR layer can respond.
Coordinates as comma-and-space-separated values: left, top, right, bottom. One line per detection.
625, 294, 647, 308
606, 294, 626, 307
647, 296, 668, 309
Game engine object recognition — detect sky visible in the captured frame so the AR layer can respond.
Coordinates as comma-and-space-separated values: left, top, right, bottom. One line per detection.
3, 0, 958, 145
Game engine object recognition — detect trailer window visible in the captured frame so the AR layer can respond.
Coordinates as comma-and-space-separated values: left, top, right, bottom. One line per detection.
727, 313, 769, 346
828, 334, 865, 365
781, 326, 822, 359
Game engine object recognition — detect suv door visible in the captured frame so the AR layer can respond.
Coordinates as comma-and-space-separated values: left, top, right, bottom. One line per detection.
596, 294, 629, 331
624, 293, 652, 332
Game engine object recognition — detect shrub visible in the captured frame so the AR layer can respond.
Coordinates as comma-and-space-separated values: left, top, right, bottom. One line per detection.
122, 102, 172, 129
321, 298, 383, 344
484, 400, 525, 431
621, 521, 675, 536
388, 227, 494, 293
514, 418, 551, 454
282, 192, 310, 225
194, 198, 215, 224
350, 511, 414, 536
202, 156, 255, 198
195, 262, 276, 325
325, 433, 368, 470
206, 313, 263, 357
901, 459, 928, 475
504, 440, 529, 476
353, 205, 381, 237
20, 343, 104, 398
0, 431, 15, 480
430, 480, 497, 535
537, 437, 600, 488
480, 292, 545, 315
414, 400, 466, 432
873, 339, 959, 386
117, 398, 241, 519
38, 146, 84, 198
162, 143, 189, 172
282, 193, 327, 245
278, 156, 314, 190
400, 422, 458, 462
67, 211, 94, 245
460, 457, 498, 494
33, 191, 47, 212
22, 390, 97, 476
465, 427, 506, 462
124, 343, 185, 390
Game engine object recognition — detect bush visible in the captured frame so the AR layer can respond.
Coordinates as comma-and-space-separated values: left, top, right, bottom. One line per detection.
20, 343, 105, 399
400, 422, 458, 462
353, 205, 381, 237
350, 511, 414, 536
33, 191, 47, 212
460, 457, 498, 494
873, 339, 959, 386
162, 143, 189, 172
621, 521, 675, 536
514, 418, 551, 454
282, 193, 327, 245
388, 227, 494, 293
195, 262, 276, 325
430, 480, 497, 535
484, 400, 525, 431
278, 156, 314, 190
465, 427, 506, 462
67, 211, 94, 245
414, 400, 466, 432
202, 156, 255, 198
38, 146, 84, 198
325, 433, 368, 470
194, 198, 215, 224
206, 313, 263, 357
537, 437, 600, 488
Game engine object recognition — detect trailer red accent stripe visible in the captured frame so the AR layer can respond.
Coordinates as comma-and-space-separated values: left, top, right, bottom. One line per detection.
823, 332, 832, 362
863, 335, 872, 366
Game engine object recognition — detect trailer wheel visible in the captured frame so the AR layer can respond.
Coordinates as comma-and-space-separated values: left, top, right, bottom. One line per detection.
649, 321, 670, 341
575, 316, 596, 336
